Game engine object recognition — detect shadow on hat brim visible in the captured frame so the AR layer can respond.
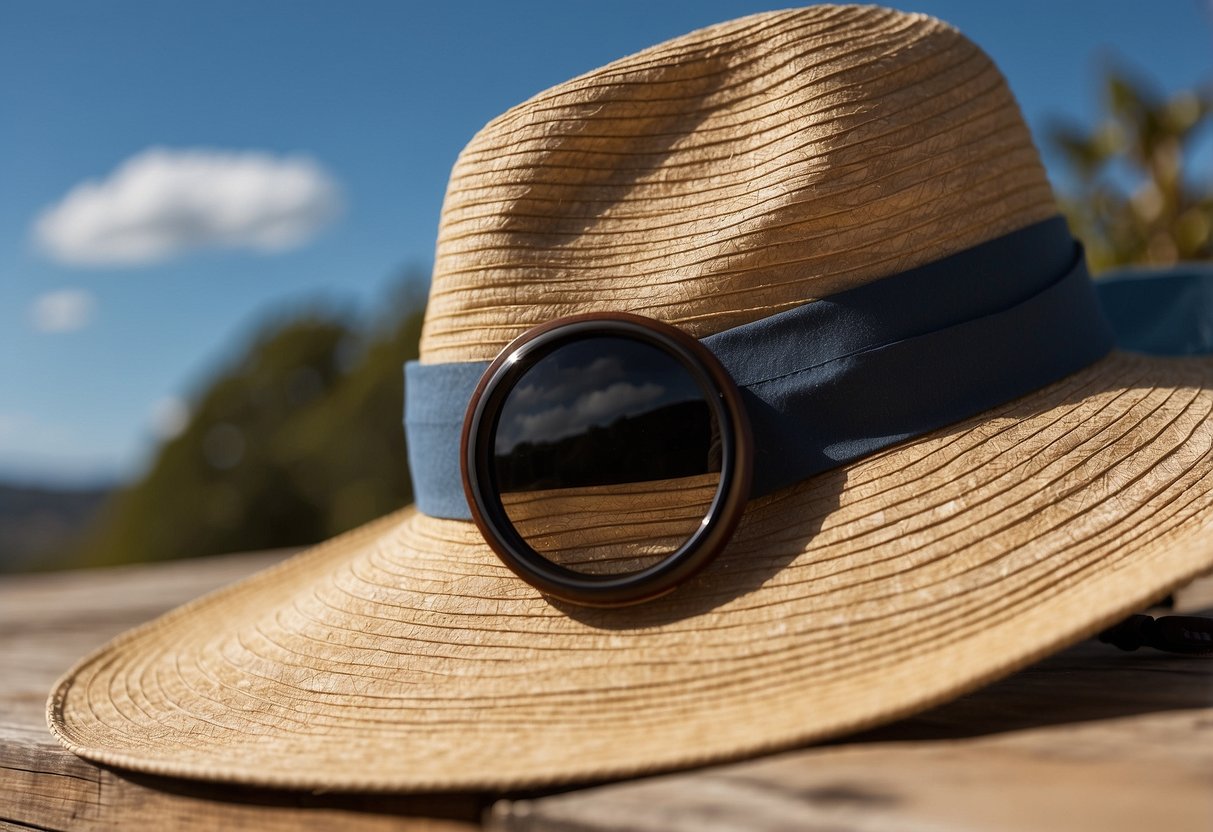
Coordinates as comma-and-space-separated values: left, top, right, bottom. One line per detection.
47, 351, 1213, 791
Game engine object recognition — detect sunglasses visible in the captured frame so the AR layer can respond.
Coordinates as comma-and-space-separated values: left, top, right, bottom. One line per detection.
407, 217, 1112, 607
461, 312, 754, 607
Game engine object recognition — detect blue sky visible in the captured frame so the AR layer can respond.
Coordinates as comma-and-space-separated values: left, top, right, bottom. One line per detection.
2, 1, 1211, 487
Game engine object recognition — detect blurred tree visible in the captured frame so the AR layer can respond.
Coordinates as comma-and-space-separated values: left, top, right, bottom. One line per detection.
1049, 63, 1212, 272
72, 274, 427, 567
277, 279, 427, 538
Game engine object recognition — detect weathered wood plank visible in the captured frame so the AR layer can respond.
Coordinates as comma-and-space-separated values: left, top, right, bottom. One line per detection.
3, 554, 1210, 831
492, 588, 1213, 832
1, 716, 487, 832
0, 551, 291, 729
493, 711, 1213, 832
0, 553, 484, 832
0, 822, 47, 832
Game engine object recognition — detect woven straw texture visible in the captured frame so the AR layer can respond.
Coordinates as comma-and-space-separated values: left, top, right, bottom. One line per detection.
49, 5, 1213, 791
422, 4, 1055, 362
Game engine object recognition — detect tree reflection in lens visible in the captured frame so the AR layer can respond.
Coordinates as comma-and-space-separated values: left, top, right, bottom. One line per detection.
493, 336, 721, 575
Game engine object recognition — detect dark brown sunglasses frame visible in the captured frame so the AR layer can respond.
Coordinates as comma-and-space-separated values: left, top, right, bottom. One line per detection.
460, 312, 754, 607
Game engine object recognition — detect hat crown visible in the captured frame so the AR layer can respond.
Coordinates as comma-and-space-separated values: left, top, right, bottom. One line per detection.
421, 4, 1056, 364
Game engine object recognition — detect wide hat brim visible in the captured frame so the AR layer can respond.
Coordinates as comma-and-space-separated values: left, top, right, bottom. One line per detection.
48, 351, 1213, 790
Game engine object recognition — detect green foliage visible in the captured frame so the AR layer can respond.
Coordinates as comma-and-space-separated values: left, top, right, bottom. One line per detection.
72, 280, 427, 567
1049, 63, 1212, 272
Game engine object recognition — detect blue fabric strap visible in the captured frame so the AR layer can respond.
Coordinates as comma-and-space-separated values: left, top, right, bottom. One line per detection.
406, 216, 1115, 520
404, 361, 490, 519
1094, 266, 1213, 356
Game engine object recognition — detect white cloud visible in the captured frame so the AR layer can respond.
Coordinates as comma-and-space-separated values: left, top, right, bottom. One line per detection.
149, 396, 190, 441
34, 147, 343, 266
29, 289, 96, 333
0, 412, 20, 440
0, 410, 76, 454
0, 410, 120, 485
509, 356, 627, 411
498, 381, 668, 452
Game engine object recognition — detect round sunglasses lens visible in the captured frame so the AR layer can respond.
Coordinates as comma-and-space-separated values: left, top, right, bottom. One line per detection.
491, 336, 721, 577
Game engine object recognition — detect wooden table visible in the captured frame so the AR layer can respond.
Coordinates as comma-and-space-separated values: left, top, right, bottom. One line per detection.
2, 552, 1211, 831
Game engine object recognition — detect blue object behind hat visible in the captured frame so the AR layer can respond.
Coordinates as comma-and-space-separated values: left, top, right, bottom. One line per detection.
1096, 266, 1213, 356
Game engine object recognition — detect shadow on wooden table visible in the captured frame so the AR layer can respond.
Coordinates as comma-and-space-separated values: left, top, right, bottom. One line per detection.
845, 630, 1213, 742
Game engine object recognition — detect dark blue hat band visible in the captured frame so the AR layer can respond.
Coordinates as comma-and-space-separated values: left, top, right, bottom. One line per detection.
1093, 265, 1213, 356
405, 216, 1115, 521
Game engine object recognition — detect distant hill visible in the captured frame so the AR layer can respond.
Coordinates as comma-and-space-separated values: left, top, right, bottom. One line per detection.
495, 399, 717, 492
0, 482, 112, 572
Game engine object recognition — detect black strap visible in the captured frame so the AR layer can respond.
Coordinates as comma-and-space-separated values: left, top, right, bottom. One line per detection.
1098, 614, 1213, 655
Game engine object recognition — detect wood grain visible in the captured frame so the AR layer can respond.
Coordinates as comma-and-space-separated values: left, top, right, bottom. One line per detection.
491, 640, 1213, 832
0, 553, 485, 831
492, 572, 1213, 831
2, 553, 1210, 831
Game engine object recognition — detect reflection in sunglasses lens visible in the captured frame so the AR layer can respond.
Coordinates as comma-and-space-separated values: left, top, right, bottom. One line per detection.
493, 336, 721, 576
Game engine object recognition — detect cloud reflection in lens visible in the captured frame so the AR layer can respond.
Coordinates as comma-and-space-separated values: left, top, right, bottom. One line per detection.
492, 336, 721, 576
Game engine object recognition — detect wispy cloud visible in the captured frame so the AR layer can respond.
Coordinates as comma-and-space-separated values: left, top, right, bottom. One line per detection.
0, 411, 74, 446
0, 410, 120, 485
148, 396, 190, 441
29, 289, 96, 333
34, 147, 343, 266
497, 380, 668, 453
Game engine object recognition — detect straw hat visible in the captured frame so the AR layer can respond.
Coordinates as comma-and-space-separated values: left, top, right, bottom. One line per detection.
48, 4, 1213, 790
